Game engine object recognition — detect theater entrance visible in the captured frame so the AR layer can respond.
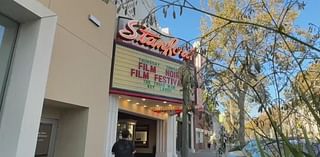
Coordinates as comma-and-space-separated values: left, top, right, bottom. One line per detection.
117, 112, 157, 157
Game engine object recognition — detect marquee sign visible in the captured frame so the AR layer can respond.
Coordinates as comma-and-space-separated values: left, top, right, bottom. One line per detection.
117, 18, 194, 61
110, 44, 183, 102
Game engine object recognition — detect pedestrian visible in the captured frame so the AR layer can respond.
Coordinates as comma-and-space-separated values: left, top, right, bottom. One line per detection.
208, 135, 214, 150
208, 141, 211, 150
112, 129, 136, 157
213, 140, 217, 150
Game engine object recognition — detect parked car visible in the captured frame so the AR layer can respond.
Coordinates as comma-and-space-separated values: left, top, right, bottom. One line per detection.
226, 140, 262, 157
226, 139, 320, 157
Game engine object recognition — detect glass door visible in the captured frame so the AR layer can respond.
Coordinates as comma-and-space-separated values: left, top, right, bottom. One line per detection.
0, 14, 18, 111
35, 119, 58, 157
117, 119, 136, 141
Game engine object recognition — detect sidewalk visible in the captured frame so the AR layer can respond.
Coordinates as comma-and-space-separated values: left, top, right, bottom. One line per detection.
189, 150, 218, 157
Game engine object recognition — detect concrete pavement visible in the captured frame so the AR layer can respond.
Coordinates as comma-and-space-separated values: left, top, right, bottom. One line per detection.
189, 150, 218, 157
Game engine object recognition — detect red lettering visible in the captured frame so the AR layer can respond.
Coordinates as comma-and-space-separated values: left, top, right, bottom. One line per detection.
180, 50, 189, 59
118, 20, 194, 60
138, 63, 157, 73
143, 71, 149, 79
137, 29, 160, 45
174, 48, 182, 56
172, 79, 178, 86
165, 70, 179, 79
159, 75, 163, 82
150, 66, 156, 73
153, 40, 164, 50
138, 62, 144, 70
131, 69, 136, 77
131, 68, 149, 80
118, 21, 141, 40
145, 37, 159, 47
154, 74, 159, 82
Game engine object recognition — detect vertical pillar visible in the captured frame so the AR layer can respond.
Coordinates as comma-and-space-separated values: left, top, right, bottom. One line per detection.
156, 115, 179, 157
156, 119, 167, 157
0, 16, 57, 157
166, 115, 178, 157
105, 95, 119, 157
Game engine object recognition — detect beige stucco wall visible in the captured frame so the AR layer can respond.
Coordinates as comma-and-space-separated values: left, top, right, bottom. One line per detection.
54, 108, 89, 157
37, 0, 116, 157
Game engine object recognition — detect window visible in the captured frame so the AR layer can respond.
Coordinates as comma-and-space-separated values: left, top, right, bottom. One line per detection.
0, 14, 18, 111
199, 131, 204, 143
196, 129, 204, 144
196, 131, 201, 144
135, 125, 149, 148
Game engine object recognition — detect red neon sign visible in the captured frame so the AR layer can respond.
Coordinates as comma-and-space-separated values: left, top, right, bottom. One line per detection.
118, 20, 194, 61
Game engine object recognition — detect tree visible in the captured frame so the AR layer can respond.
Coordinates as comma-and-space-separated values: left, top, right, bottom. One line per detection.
179, 61, 195, 157
200, 0, 296, 145
196, 0, 319, 154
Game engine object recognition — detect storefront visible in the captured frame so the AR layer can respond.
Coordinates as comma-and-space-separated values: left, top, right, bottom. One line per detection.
106, 17, 194, 157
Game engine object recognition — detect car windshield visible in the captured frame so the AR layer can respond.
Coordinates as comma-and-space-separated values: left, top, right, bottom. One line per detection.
242, 139, 320, 157
242, 140, 262, 157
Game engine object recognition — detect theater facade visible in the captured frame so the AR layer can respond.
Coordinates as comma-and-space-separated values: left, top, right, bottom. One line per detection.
0, 0, 195, 156
105, 17, 194, 157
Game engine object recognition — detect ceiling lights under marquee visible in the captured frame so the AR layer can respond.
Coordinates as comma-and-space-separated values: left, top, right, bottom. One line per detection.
117, 95, 182, 115
151, 105, 182, 115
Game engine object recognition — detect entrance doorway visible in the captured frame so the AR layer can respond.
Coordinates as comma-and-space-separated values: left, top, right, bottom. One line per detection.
35, 119, 58, 157
117, 112, 157, 157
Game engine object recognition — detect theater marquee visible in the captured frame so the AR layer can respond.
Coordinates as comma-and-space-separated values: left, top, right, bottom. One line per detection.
110, 44, 183, 101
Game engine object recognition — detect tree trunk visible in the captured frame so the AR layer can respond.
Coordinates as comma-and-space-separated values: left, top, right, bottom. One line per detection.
181, 103, 189, 157
238, 85, 247, 146
238, 97, 245, 146
181, 83, 189, 157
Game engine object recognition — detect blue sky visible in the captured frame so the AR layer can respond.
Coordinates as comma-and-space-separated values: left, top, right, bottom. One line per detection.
156, 0, 320, 43
156, 0, 202, 41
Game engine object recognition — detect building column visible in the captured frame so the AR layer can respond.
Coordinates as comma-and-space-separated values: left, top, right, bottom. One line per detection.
166, 115, 178, 157
105, 95, 119, 157
156, 115, 178, 157
0, 9, 57, 157
156, 119, 166, 157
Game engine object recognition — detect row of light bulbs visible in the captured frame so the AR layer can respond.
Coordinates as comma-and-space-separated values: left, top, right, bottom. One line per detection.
119, 96, 173, 108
